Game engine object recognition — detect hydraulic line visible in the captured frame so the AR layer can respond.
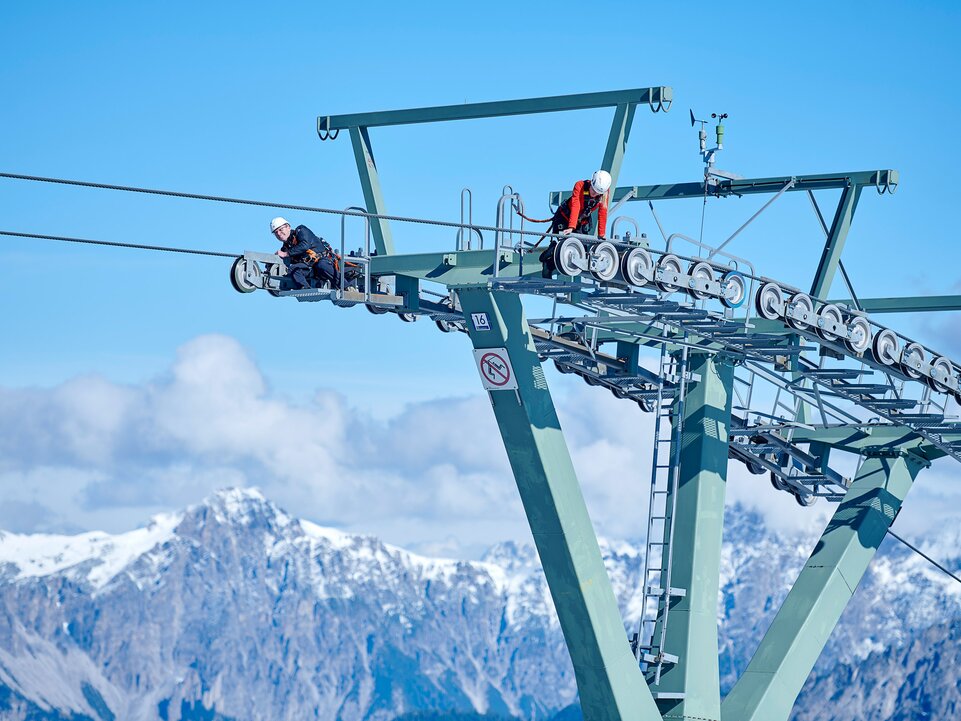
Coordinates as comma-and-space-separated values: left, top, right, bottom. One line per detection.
0, 230, 237, 258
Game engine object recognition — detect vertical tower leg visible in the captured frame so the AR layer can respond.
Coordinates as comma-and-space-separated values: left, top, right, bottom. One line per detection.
721, 453, 925, 721
458, 288, 660, 721
648, 353, 734, 720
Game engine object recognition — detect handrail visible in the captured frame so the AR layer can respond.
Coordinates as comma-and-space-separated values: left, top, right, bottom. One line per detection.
457, 188, 484, 250
340, 206, 371, 297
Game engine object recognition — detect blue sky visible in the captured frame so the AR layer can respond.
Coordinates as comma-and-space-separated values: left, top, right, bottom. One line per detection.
2, 1, 960, 555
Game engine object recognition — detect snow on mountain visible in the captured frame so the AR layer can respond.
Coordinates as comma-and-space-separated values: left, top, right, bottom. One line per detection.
0, 487, 958, 721
0, 511, 181, 591
795, 617, 961, 721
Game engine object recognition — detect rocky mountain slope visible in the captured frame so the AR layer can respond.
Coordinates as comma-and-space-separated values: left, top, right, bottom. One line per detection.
0, 488, 958, 720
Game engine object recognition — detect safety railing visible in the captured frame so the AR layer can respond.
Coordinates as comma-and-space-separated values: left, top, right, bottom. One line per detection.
339, 206, 372, 297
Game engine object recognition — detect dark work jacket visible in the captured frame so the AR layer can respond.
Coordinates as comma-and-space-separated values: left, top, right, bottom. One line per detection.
283, 225, 328, 262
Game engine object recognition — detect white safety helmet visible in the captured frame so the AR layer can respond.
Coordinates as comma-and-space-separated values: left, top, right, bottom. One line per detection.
270, 216, 290, 233
590, 170, 612, 195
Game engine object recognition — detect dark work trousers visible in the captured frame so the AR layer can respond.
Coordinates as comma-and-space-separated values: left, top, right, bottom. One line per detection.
288, 262, 314, 289
313, 257, 337, 287
539, 215, 592, 278
538, 218, 564, 278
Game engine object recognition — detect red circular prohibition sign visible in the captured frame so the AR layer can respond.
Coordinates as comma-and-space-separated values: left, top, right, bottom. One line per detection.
480, 352, 511, 387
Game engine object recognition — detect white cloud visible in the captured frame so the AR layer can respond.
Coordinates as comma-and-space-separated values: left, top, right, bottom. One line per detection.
1, 333, 959, 558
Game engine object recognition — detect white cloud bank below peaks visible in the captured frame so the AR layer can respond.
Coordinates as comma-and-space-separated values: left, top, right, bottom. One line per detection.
1, 333, 957, 557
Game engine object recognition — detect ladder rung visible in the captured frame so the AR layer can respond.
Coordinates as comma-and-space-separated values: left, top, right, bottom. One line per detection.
646, 585, 687, 598
639, 651, 680, 667
654, 692, 685, 700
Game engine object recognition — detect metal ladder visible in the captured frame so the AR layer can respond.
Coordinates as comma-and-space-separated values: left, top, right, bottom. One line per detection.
634, 333, 690, 688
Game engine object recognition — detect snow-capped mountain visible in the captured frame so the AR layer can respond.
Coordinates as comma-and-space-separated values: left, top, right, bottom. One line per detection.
0, 488, 958, 721
794, 617, 961, 721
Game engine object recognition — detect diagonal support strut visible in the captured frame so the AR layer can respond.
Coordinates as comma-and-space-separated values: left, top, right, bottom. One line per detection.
458, 287, 661, 721
721, 452, 926, 721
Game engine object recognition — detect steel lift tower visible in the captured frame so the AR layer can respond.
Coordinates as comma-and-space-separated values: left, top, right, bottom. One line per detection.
230, 87, 961, 721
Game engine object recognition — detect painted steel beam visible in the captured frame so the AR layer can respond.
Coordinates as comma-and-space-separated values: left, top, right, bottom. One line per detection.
720, 453, 925, 721
549, 169, 897, 206
349, 127, 394, 255
785, 426, 952, 460
369, 248, 543, 284
809, 185, 862, 298
647, 352, 733, 719
458, 288, 660, 721
829, 294, 961, 314
601, 103, 637, 191
319, 87, 671, 131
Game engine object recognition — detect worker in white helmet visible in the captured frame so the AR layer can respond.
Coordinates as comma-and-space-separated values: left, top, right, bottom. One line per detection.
539, 170, 612, 278
269, 216, 338, 289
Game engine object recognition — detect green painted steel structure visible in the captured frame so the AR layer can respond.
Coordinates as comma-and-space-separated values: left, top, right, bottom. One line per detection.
721, 453, 926, 721
459, 288, 661, 720
308, 88, 949, 721
648, 353, 733, 720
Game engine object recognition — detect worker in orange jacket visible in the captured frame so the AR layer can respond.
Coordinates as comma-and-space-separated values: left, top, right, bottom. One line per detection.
540, 170, 612, 278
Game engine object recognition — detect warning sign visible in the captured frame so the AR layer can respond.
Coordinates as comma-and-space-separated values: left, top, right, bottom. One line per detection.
473, 348, 518, 391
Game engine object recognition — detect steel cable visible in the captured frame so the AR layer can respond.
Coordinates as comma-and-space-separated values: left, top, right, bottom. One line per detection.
0, 230, 237, 258
887, 528, 961, 586
0, 171, 563, 243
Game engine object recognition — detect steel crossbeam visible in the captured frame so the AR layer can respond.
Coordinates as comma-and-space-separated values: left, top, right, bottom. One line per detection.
318, 87, 672, 132
549, 169, 898, 207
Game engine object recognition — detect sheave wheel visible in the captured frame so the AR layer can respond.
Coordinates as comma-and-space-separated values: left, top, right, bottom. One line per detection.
755, 282, 784, 320
785, 293, 814, 330
815, 303, 844, 342
770, 472, 789, 491
872, 329, 900, 366
844, 316, 873, 355
721, 271, 747, 309
230, 257, 258, 293
793, 490, 817, 507
928, 356, 953, 393
654, 254, 684, 293
688, 261, 714, 300
636, 398, 655, 413
621, 247, 653, 287
589, 241, 620, 282
554, 237, 586, 277
900, 342, 925, 379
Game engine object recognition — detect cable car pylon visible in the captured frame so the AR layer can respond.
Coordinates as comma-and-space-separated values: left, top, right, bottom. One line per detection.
3, 86, 958, 721
196, 88, 961, 721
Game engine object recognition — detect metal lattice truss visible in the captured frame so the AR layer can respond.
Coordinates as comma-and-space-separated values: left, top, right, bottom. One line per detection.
235, 231, 961, 507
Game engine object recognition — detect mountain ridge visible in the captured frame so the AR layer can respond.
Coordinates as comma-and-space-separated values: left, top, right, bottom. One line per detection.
1, 487, 958, 721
